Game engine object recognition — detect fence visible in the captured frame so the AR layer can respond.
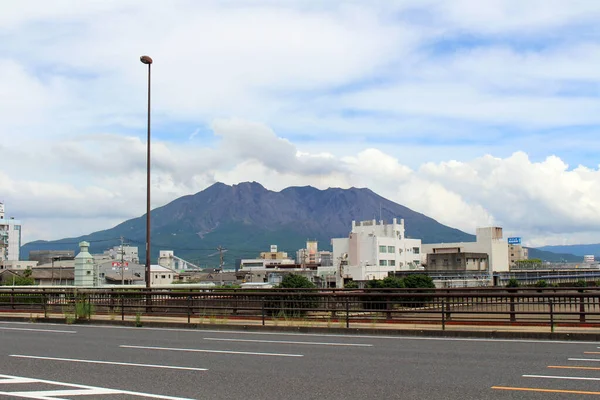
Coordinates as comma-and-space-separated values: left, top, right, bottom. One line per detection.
1, 287, 600, 331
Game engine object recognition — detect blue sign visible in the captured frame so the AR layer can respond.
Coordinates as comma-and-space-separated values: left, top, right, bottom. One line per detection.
507, 237, 521, 245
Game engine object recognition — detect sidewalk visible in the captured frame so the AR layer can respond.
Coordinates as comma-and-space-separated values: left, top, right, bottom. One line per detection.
3, 311, 600, 341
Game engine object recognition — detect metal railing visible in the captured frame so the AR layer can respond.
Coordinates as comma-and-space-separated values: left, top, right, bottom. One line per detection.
1, 287, 600, 331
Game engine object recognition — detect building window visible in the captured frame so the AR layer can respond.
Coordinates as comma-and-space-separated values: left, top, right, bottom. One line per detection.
379, 245, 387, 253
379, 260, 387, 266
86, 271, 91, 275
413, 247, 420, 254
387, 246, 395, 253
161, 275, 166, 279
398, 248, 403, 254
389, 260, 395, 266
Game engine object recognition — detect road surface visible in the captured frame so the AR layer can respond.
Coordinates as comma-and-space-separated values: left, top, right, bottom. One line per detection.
0, 321, 599, 399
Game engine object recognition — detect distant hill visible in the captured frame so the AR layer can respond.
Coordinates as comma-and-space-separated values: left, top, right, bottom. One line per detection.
537, 244, 600, 259
22, 182, 477, 267
527, 248, 582, 263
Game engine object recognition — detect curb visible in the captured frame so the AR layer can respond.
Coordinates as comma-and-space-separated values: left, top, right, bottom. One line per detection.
2, 316, 600, 341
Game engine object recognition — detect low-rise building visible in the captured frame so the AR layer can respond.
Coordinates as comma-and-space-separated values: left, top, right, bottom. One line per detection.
150, 265, 178, 285
28, 250, 75, 265
426, 250, 489, 272
421, 227, 509, 275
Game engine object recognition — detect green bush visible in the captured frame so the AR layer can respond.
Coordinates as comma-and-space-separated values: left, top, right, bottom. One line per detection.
344, 280, 358, 289
363, 274, 434, 310
534, 280, 548, 288
506, 278, 520, 288
265, 274, 317, 317
574, 279, 587, 288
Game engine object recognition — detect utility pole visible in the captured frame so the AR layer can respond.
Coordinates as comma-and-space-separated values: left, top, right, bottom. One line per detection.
217, 246, 225, 286
120, 236, 125, 286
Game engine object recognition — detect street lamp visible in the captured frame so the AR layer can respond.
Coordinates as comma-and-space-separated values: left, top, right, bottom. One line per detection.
140, 55, 153, 289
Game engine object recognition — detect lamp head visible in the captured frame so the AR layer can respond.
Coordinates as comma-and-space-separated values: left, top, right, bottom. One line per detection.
140, 55, 153, 65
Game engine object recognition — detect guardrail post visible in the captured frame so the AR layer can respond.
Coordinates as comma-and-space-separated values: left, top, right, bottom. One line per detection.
10, 289, 14, 310
261, 296, 266, 326
386, 296, 392, 321
441, 298, 446, 331
187, 295, 192, 324
549, 299, 554, 333
345, 296, 350, 328
509, 294, 516, 323
121, 295, 125, 321
232, 289, 238, 316
42, 290, 47, 318
86, 293, 91, 321
445, 296, 451, 320
579, 296, 586, 323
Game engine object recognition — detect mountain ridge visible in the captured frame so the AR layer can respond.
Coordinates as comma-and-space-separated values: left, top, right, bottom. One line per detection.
23, 181, 569, 266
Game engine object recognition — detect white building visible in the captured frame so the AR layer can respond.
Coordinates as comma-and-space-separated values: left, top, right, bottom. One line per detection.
0, 203, 22, 264
331, 218, 422, 283
421, 227, 510, 274
150, 265, 178, 285
584, 255, 595, 263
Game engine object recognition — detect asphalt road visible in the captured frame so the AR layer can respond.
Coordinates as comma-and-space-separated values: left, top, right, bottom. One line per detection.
0, 321, 599, 399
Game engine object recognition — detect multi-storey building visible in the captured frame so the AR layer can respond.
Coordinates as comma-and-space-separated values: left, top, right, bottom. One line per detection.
0, 203, 22, 265
331, 218, 422, 283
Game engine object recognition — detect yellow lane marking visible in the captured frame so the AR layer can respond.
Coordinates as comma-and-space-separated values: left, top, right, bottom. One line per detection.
492, 386, 600, 395
584, 352, 600, 354
549, 366, 600, 371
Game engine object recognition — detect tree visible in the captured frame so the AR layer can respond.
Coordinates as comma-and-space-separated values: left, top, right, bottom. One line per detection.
2, 271, 34, 286
278, 274, 315, 289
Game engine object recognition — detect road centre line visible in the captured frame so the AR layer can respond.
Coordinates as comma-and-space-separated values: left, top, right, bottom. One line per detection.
0, 326, 76, 334
492, 386, 600, 395
10, 355, 208, 371
549, 365, 600, 371
524, 374, 600, 382
569, 358, 600, 362
586, 351, 600, 354
0, 373, 196, 400
203, 337, 373, 347
120, 344, 303, 357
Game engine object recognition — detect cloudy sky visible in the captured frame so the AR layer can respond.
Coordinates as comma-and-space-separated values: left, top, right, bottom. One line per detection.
2, 0, 600, 247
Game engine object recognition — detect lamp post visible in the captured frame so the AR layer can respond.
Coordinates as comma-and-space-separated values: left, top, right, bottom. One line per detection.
140, 55, 153, 289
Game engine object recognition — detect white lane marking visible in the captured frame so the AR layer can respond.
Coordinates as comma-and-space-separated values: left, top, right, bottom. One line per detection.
524, 374, 600, 381
8, 388, 117, 397
569, 358, 600, 362
0, 377, 38, 384
2, 321, 599, 345
0, 326, 76, 334
121, 344, 304, 357
203, 337, 373, 347
10, 355, 208, 371
0, 373, 196, 400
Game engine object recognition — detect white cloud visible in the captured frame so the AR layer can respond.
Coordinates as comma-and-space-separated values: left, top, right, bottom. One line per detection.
2, 119, 599, 249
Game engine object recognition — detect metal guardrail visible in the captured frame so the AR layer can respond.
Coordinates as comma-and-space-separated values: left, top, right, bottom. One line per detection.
1, 287, 600, 332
